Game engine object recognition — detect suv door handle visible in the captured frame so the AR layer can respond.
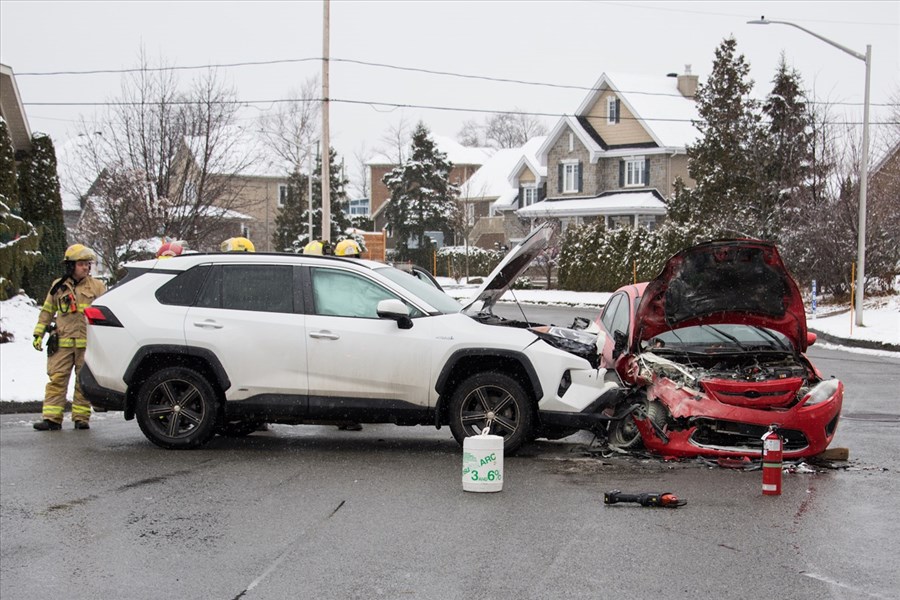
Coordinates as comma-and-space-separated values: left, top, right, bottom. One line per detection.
309, 330, 340, 340
193, 320, 224, 329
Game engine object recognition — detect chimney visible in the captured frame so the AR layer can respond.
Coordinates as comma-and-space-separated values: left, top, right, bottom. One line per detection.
677, 64, 698, 98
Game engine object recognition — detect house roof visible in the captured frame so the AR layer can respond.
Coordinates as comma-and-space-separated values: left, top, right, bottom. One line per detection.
516, 189, 667, 218
538, 71, 699, 164
367, 134, 494, 167
577, 71, 699, 148
0, 63, 32, 153
458, 136, 549, 214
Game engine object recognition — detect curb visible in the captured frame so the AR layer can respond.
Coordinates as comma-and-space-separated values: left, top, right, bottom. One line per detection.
808, 328, 900, 353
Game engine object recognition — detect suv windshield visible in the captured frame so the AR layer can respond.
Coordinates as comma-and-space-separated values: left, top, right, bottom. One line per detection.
374, 266, 462, 314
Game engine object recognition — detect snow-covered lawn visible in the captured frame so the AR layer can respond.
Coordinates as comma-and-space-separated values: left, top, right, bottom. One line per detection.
2, 289, 896, 403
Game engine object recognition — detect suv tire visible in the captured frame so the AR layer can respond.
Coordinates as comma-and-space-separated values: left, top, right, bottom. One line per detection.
135, 366, 219, 449
448, 372, 533, 454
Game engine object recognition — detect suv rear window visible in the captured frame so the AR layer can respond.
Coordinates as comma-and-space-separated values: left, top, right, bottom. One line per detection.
197, 265, 295, 313
156, 265, 211, 306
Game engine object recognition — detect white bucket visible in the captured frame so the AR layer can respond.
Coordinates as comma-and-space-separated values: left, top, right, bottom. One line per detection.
462, 433, 504, 492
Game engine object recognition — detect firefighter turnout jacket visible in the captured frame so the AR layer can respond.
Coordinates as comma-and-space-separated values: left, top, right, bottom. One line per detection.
34, 275, 107, 350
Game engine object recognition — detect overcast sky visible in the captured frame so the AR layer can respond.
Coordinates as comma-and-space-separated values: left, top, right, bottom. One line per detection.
1, 0, 897, 192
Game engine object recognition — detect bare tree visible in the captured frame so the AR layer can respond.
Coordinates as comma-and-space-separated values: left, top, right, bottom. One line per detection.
71, 49, 253, 256
377, 115, 412, 164
351, 142, 373, 199
457, 119, 483, 147
456, 110, 548, 149
258, 75, 321, 173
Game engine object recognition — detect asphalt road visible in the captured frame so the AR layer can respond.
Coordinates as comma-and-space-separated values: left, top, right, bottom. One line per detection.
1, 305, 898, 600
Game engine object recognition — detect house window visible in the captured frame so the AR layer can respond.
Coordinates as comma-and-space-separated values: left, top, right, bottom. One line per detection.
608, 215, 632, 230
241, 224, 251, 239
638, 215, 657, 230
625, 158, 646, 187
278, 184, 289, 207
608, 97, 620, 124
563, 162, 580, 193
465, 203, 475, 226
522, 185, 538, 207
347, 198, 369, 217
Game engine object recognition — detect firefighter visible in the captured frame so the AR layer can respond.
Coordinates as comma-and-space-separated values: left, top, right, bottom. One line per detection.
221, 237, 255, 252
32, 244, 107, 431
334, 239, 362, 258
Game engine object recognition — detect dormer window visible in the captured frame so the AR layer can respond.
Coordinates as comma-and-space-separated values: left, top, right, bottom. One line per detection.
607, 97, 620, 124
522, 184, 538, 206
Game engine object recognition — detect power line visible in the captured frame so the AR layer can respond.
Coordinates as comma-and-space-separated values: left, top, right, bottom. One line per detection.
21, 97, 895, 127
16, 56, 891, 108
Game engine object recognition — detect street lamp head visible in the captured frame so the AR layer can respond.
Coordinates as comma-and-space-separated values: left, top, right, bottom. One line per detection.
747, 17, 769, 25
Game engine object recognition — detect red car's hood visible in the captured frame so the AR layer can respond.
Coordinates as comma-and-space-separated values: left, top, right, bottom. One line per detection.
633, 240, 808, 351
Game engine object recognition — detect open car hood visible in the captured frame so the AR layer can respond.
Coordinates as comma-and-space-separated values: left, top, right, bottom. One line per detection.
462, 223, 552, 314
633, 240, 808, 351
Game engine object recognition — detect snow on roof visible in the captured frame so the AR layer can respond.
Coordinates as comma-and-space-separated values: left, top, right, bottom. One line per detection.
592, 71, 699, 148
459, 136, 549, 213
55, 134, 107, 212
367, 135, 494, 166
516, 190, 666, 218
459, 148, 522, 201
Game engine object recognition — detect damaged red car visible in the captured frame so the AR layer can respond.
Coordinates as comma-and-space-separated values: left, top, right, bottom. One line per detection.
596, 240, 843, 459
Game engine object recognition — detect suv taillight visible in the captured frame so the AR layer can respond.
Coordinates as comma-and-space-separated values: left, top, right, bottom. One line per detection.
84, 305, 123, 327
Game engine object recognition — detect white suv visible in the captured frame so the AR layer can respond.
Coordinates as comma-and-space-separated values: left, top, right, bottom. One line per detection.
82, 225, 620, 452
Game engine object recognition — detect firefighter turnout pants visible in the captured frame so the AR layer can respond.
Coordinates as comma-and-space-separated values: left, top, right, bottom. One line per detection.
42, 346, 91, 424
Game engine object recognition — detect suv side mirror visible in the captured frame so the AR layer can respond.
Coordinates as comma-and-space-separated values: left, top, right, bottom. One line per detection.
377, 299, 413, 329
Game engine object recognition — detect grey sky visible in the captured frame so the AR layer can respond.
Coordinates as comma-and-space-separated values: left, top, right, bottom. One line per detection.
1, 0, 897, 190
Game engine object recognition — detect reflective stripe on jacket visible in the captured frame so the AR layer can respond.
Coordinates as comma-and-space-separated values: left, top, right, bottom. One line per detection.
34, 275, 107, 340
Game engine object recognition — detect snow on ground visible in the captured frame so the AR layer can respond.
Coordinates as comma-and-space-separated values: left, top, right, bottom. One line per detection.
1, 288, 896, 403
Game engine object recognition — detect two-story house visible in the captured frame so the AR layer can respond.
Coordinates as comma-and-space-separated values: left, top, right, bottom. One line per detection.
517, 67, 699, 231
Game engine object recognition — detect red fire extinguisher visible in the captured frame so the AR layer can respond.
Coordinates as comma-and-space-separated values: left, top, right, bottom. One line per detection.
762, 425, 783, 496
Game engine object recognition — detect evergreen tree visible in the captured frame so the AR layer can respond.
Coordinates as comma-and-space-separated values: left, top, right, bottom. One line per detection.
760, 55, 814, 242
383, 122, 459, 262
299, 148, 352, 246
272, 170, 309, 252
18, 133, 69, 299
668, 37, 764, 236
0, 118, 40, 300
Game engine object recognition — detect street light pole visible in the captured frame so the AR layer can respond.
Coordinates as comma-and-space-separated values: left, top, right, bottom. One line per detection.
748, 17, 871, 326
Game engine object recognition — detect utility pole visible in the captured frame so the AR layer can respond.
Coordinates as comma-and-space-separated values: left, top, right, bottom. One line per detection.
321, 0, 331, 242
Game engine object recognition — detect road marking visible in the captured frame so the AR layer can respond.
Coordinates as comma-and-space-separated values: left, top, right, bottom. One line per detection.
802, 572, 892, 599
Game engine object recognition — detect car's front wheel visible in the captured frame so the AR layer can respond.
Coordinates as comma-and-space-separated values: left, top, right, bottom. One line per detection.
449, 372, 533, 454
135, 367, 219, 449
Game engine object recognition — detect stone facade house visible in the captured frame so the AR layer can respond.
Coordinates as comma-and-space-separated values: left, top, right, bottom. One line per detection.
517, 68, 699, 232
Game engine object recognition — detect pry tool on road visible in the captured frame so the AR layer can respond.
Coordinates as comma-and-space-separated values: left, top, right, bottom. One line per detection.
603, 490, 686, 508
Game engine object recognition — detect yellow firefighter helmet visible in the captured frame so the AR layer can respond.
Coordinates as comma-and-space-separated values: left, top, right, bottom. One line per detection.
221, 237, 255, 252
302, 241, 324, 255
335, 239, 362, 257
64, 244, 96, 262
